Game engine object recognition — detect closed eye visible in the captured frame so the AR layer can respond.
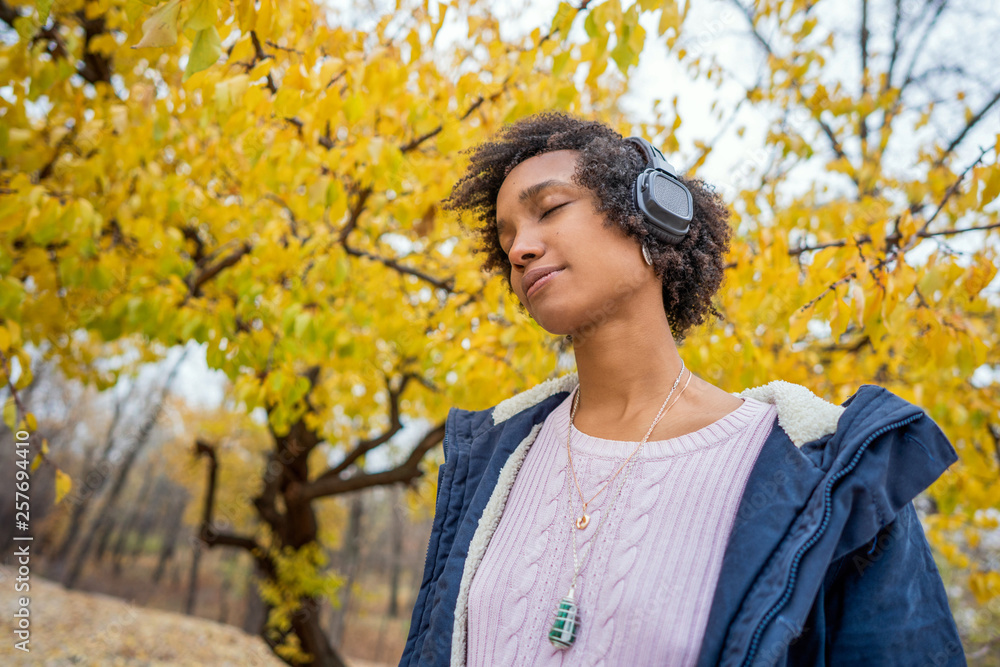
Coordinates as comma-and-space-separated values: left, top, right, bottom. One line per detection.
541, 202, 569, 218
501, 201, 572, 257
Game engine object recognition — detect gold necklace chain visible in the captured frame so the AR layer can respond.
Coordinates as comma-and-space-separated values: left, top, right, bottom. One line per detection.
547, 364, 693, 650
565, 361, 691, 530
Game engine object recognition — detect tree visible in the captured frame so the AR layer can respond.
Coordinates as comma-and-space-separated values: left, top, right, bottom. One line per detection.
0, 0, 640, 663
3, 0, 998, 663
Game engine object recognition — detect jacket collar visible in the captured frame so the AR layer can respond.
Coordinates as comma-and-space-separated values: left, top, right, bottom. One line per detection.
490, 371, 846, 447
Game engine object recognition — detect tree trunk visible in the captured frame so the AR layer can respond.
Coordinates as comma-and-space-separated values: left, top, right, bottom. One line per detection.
111, 472, 159, 574
123, 477, 171, 570
329, 493, 364, 646
152, 494, 188, 584
242, 560, 270, 636
185, 539, 203, 615
47, 390, 125, 571
388, 487, 403, 618
291, 596, 346, 667
92, 513, 117, 563
189, 385, 448, 667
62, 349, 188, 588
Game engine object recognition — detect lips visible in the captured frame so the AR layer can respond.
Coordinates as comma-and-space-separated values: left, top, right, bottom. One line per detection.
523, 266, 564, 298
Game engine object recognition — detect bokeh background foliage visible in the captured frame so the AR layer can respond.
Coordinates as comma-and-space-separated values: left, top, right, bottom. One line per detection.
1, 0, 998, 663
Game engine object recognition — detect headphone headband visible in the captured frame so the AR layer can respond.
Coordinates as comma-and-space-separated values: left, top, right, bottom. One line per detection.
625, 137, 678, 177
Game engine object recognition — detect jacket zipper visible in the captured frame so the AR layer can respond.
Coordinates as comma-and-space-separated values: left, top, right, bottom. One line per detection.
741, 412, 923, 666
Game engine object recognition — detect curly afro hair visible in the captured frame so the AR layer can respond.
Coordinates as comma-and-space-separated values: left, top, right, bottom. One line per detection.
443, 111, 733, 344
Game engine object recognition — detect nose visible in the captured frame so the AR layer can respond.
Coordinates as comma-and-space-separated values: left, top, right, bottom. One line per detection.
508, 226, 545, 268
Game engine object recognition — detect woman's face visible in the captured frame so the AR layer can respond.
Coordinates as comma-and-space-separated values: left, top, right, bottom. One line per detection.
495, 149, 656, 337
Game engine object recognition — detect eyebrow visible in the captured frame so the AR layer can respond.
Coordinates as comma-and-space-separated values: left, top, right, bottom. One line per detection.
496, 179, 575, 236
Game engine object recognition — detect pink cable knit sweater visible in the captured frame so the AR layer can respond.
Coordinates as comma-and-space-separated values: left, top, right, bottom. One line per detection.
466, 389, 778, 666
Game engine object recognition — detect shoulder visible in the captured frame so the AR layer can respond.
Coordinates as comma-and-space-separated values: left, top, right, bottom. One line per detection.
460, 373, 948, 456
477, 373, 848, 447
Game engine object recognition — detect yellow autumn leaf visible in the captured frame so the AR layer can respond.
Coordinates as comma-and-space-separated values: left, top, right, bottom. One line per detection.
30, 453, 42, 473
54, 468, 72, 504
132, 0, 182, 49
851, 282, 866, 327
235, 0, 255, 31
256, 0, 274, 41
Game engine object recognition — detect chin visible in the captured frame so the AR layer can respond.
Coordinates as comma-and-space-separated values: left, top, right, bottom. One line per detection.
527, 306, 588, 339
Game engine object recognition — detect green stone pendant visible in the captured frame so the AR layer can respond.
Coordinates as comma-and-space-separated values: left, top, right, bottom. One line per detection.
548, 589, 580, 650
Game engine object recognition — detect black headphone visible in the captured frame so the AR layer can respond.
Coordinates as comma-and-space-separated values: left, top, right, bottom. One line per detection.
625, 136, 693, 245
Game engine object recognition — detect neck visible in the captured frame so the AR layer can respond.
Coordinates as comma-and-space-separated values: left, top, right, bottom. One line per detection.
571, 315, 685, 423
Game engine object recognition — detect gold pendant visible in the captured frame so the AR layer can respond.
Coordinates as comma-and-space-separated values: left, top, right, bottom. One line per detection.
575, 514, 590, 530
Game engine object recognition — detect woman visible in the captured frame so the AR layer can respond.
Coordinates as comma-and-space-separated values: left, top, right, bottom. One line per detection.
400, 113, 965, 666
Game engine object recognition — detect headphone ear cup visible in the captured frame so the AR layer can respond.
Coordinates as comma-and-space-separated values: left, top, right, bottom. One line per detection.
644, 220, 687, 245
633, 169, 692, 245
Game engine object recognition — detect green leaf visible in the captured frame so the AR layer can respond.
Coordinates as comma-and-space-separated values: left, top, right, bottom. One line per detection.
184, 26, 223, 81
125, 0, 150, 25
37, 0, 54, 24
333, 255, 349, 286
294, 312, 311, 339
186, 0, 218, 31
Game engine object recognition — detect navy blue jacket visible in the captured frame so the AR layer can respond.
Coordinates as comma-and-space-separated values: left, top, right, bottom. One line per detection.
401, 378, 965, 666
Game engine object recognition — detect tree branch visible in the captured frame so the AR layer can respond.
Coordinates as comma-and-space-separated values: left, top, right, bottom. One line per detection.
193, 439, 274, 576
894, 0, 948, 103
184, 241, 253, 298
321, 374, 412, 480
858, 0, 870, 150
917, 144, 990, 237
938, 87, 1000, 163
302, 422, 445, 501
734, 0, 850, 166
338, 186, 372, 242
341, 243, 456, 292
882, 0, 903, 94
399, 86, 504, 153
793, 145, 993, 262
919, 221, 1000, 239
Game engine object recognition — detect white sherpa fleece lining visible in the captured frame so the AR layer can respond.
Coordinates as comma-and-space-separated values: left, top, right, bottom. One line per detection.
451, 422, 544, 667
735, 379, 846, 447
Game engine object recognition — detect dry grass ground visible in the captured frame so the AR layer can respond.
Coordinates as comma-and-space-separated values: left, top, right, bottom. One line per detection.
0, 565, 390, 666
